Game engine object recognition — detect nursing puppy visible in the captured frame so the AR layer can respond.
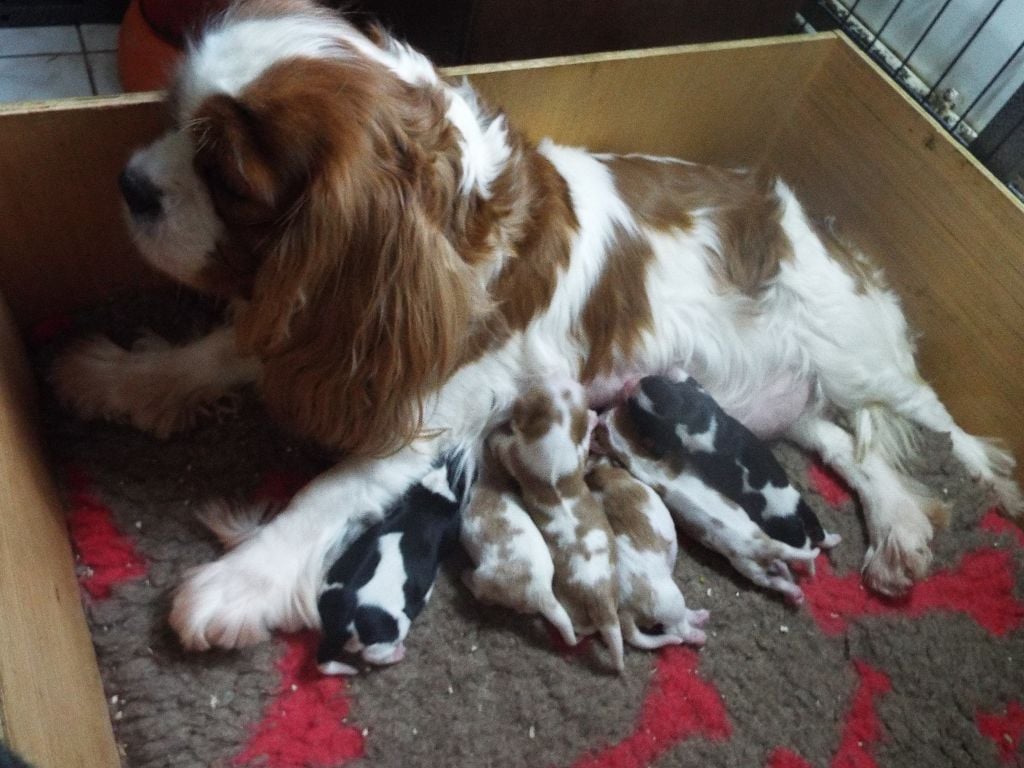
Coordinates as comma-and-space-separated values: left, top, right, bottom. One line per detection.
460, 436, 578, 646
316, 455, 465, 674
631, 374, 842, 564
585, 459, 709, 648
595, 404, 818, 604
491, 381, 624, 671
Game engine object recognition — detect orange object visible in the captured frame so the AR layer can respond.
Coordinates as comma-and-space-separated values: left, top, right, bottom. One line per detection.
117, 0, 183, 93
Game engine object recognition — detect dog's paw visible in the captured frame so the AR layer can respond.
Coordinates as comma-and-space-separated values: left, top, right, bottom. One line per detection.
862, 524, 933, 597
52, 334, 207, 438
51, 335, 130, 420
170, 554, 281, 651
991, 474, 1024, 521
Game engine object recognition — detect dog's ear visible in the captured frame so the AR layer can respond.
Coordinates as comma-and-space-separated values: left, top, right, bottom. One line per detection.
211, 55, 478, 457
190, 58, 373, 222
191, 93, 282, 210
235, 178, 479, 457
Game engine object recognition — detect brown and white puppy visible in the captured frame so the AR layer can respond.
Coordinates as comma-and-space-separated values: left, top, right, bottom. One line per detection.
460, 435, 577, 646
595, 403, 818, 605
491, 381, 624, 671
585, 459, 709, 648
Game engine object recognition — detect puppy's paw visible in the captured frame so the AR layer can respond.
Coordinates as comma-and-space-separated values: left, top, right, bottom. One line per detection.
686, 608, 710, 628
363, 642, 406, 666
862, 525, 932, 597
818, 531, 843, 550
677, 626, 707, 647
991, 474, 1024, 521
318, 660, 359, 676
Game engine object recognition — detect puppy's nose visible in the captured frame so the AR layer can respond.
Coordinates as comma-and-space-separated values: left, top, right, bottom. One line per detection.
119, 167, 163, 219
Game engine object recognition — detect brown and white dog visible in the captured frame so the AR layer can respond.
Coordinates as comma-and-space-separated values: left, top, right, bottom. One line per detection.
490, 382, 624, 671
52, 0, 1022, 651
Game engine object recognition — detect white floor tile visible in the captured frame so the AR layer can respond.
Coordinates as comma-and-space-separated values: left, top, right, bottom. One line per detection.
0, 54, 92, 102
0, 26, 81, 56
80, 23, 120, 52
87, 51, 122, 96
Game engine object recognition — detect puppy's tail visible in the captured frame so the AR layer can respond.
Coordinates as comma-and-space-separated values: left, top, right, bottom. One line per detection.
541, 597, 578, 647
600, 621, 625, 673
622, 613, 683, 650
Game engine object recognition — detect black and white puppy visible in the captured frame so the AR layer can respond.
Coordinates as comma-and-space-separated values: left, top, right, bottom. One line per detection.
317, 452, 467, 674
628, 374, 841, 557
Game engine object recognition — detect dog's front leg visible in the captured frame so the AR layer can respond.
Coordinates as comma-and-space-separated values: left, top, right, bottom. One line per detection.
170, 445, 436, 651
51, 325, 258, 438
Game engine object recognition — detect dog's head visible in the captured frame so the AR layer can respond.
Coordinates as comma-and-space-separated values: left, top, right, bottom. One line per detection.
120, 0, 493, 455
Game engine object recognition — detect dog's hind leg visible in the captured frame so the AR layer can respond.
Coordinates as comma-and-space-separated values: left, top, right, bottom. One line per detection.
787, 412, 936, 596
873, 382, 1023, 519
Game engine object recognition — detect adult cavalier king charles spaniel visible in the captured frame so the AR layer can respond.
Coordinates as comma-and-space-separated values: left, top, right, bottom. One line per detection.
54, 0, 1021, 650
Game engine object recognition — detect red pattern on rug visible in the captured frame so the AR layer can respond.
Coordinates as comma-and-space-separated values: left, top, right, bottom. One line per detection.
30, 313, 74, 345
234, 631, 365, 768
565, 647, 731, 768
803, 549, 1024, 637
833, 661, 891, 768
807, 461, 854, 508
65, 466, 148, 599
981, 509, 1024, 548
766, 748, 812, 768
977, 702, 1024, 765
765, 660, 891, 768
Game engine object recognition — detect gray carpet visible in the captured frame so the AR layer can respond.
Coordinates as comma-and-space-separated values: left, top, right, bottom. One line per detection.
30, 291, 1024, 768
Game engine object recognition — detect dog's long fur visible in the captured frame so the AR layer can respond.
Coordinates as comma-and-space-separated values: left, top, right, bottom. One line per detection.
52, 0, 1023, 650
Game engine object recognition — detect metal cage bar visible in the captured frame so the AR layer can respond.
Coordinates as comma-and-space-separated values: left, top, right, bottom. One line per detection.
925, 0, 1007, 100
808, 0, 1024, 201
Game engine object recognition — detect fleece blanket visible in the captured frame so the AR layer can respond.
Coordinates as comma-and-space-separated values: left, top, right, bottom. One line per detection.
29, 291, 1024, 768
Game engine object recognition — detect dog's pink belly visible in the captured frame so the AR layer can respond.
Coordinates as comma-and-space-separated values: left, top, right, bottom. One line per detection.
717, 376, 812, 441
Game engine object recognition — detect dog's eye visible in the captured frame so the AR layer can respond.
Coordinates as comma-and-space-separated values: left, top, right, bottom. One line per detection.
208, 173, 251, 204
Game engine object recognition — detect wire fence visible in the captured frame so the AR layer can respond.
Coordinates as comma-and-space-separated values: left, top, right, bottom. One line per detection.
802, 0, 1024, 200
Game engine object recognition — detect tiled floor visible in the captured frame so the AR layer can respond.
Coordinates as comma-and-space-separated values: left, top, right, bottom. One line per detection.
0, 24, 123, 104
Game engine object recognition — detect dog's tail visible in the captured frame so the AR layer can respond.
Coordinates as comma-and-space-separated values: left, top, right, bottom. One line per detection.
195, 499, 275, 549
855, 400, 1024, 520
853, 405, 954, 527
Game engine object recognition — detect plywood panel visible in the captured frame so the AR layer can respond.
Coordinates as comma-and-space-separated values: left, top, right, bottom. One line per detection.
0, 292, 120, 767
0, 95, 167, 329
765, 37, 1024, 481
449, 35, 837, 167
0, 38, 837, 331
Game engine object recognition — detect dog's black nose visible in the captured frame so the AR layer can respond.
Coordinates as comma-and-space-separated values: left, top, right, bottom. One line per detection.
118, 167, 163, 219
